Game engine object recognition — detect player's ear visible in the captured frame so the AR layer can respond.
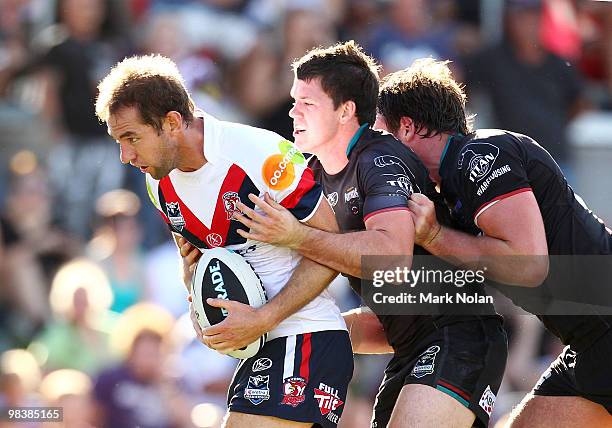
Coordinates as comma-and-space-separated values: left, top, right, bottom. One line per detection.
164, 111, 183, 133
339, 100, 357, 124
399, 116, 416, 141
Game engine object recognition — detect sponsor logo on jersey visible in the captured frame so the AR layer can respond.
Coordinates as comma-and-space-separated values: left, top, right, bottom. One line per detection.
373, 155, 420, 196
386, 174, 413, 197
344, 187, 359, 202
476, 165, 512, 196
281, 376, 307, 407
314, 383, 344, 419
252, 358, 272, 373
327, 192, 339, 207
166, 202, 186, 231
457, 143, 500, 183
223, 191, 242, 220
411, 345, 440, 378
478, 385, 496, 417
244, 375, 270, 405
262, 140, 305, 190
206, 233, 223, 247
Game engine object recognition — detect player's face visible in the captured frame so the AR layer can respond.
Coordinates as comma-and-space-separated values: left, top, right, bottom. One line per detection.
289, 77, 342, 154
108, 106, 178, 180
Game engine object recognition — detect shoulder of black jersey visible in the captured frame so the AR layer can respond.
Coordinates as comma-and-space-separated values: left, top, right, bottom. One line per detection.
468, 129, 538, 147
350, 128, 396, 155
451, 129, 527, 168
352, 128, 407, 158
353, 128, 425, 170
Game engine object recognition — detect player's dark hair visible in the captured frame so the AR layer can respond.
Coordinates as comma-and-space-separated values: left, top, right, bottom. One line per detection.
378, 58, 473, 138
96, 55, 195, 133
292, 41, 380, 125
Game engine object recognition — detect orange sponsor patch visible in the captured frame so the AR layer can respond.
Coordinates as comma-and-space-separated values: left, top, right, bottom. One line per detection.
261, 140, 305, 191
262, 154, 296, 190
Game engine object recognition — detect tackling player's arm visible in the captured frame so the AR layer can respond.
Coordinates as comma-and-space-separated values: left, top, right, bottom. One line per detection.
202, 198, 341, 352
235, 195, 415, 278
236, 167, 414, 278
409, 190, 549, 287
297, 208, 414, 278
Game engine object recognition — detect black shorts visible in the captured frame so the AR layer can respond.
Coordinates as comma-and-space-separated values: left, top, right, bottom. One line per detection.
228, 330, 353, 427
372, 317, 507, 428
533, 328, 612, 414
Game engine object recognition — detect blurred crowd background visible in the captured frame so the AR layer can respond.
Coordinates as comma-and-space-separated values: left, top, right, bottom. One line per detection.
0, 0, 611, 427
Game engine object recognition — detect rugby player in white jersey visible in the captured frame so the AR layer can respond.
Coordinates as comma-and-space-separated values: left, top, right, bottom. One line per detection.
95, 54, 352, 428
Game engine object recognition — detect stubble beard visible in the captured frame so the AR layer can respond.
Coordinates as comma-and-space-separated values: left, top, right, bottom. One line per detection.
149, 135, 177, 179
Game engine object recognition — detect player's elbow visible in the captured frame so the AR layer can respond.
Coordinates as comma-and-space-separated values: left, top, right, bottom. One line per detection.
519, 257, 549, 287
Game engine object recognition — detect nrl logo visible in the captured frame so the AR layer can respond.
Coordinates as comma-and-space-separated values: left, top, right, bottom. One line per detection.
244, 375, 270, 405
411, 345, 440, 378
223, 191, 242, 220
166, 202, 185, 231
327, 192, 339, 207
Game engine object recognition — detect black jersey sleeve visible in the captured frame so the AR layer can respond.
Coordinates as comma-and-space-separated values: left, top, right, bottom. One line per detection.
358, 151, 419, 222
454, 135, 531, 225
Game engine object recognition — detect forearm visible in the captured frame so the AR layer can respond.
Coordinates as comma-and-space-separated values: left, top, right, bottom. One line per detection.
259, 256, 338, 329
294, 227, 406, 278
424, 226, 545, 287
344, 307, 393, 354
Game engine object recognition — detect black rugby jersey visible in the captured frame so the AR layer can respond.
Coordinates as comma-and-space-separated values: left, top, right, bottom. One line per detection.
310, 126, 498, 354
440, 129, 612, 347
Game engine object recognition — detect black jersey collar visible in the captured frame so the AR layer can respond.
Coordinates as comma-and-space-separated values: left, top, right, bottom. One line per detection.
439, 134, 463, 181
346, 123, 369, 157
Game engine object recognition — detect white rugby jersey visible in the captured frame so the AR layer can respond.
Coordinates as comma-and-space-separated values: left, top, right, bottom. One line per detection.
146, 113, 346, 339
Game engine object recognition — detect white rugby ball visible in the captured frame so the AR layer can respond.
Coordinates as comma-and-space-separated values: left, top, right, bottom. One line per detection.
191, 247, 268, 359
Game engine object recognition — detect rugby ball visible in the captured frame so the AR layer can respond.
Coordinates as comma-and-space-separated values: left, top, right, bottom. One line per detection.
191, 247, 268, 359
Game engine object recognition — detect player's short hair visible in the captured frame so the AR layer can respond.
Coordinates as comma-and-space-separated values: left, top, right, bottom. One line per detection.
378, 58, 473, 138
292, 41, 380, 125
95, 54, 195, 132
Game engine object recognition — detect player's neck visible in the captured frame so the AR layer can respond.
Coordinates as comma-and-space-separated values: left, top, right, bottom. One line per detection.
420, 133, 448, 185
177, 116, 207, 172
317, 122, 361, 175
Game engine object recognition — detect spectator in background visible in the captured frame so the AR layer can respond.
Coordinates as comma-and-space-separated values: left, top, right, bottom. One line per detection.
0, 165, 78, 350
578, 0, 612, 110
30, 258, 114, 375
89, 189, 146, 314
236, 3, 336, 138
363, 0, 467, 74
5, 0, 133, 238
462, 0, 590, 170
38, 369, 96, 428
139, 9, 243, 122
0, 348, 42, 428
94, 308, 193, 428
